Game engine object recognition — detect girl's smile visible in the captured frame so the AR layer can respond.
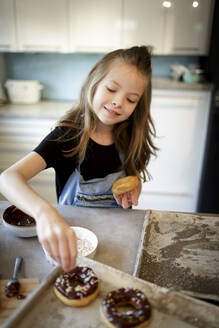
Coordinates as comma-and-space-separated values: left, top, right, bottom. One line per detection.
103, 105, 121, 117
92, 60, 146, 130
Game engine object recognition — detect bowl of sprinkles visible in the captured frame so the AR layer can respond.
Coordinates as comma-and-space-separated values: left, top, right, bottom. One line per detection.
43, 226, 98, 266
73, 226, 98, 258
2, 205, 37, 238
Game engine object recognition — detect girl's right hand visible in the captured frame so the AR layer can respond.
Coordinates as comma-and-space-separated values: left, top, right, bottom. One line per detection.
36, 206, 77, 272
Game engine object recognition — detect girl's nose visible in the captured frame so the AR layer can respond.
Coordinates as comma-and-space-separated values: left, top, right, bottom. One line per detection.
112, 96, 123, 108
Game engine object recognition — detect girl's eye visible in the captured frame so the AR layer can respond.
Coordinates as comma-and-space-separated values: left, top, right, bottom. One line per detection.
127, 99, 136, 104
106, 87, 115, 92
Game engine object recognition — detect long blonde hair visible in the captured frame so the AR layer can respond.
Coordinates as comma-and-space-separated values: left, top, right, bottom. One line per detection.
58, 46, 157, 182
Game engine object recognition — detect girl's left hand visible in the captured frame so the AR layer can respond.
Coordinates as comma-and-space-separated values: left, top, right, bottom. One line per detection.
113, 186, 141, 209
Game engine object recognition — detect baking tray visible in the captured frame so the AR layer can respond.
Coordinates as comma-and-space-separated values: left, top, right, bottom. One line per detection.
2, 256, 219, 328
134, 210, 219, 302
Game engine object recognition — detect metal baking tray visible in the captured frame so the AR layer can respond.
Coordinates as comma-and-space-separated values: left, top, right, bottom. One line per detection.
2, 256, 219, 328
134, 210, 219, 302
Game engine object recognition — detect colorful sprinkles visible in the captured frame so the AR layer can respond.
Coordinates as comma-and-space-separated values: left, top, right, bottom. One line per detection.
77, 237, 94, 256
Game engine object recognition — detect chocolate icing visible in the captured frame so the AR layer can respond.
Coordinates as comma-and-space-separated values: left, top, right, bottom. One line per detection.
102, 287, 151, 328
5, 281, 20, 297
54, 266, 98, 299
3, 205, 36, 226
17, 294, 26, 300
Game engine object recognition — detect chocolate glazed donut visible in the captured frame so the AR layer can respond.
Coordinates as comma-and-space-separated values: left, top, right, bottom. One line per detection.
54, 266, 99, 307
101, 287, 152, 328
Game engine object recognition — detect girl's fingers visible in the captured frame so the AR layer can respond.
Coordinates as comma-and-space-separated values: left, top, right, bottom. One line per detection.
36, 209, 78, 272
122, 193, 131, 208
48, 235, 61, 265
121, 190, 139, 208
113, 193, 122, 205
42, 230, 77, 272
42, 240, 54, 259
58, 233, 70, 272
130, 188, 138, 206
67, 230, 78, 270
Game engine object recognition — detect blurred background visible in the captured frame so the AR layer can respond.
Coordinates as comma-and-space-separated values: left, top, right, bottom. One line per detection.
0, 0, 218, 213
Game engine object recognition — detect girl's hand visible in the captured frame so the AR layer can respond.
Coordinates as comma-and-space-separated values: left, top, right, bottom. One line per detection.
36, 206, 77, 272
113, 186, 140, 209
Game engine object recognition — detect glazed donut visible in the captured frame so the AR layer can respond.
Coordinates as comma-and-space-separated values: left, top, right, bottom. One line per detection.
100, 287, 151, 328
54, 266, 99, 307
112, 176, 139, 195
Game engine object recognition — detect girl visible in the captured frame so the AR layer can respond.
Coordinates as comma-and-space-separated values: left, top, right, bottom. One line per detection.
0, 46, 157, 272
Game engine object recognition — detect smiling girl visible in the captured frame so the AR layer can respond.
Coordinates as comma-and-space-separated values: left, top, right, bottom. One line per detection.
0, 46, 157, 272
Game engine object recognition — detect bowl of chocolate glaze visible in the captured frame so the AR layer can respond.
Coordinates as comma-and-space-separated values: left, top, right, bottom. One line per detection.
2, 205, 37, 238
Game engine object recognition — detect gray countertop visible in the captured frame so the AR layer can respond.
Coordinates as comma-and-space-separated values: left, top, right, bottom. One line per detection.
0, 201, 147, 281
2, 202, 219, 328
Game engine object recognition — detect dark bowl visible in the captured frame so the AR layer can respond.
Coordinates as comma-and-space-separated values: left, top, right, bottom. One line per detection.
2, 205, 37, 238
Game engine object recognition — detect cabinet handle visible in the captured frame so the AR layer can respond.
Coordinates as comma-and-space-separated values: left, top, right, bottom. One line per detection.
173, 47, 200, 51
0, 44, 11, 49
22, 45, 63, 51
73, 45, 115, 52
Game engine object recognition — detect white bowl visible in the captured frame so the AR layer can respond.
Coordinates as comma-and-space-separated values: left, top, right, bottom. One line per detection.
43, 226, 98, 266
2, 205, 37, 238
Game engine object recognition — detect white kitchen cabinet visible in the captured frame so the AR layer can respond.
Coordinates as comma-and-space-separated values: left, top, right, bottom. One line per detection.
135, 89, 211, 212
122, 0, 166, 54
15, 0, 69, 52
0, 0, 17, 51
0, 0, 215, 54
0, 115, 57, 203
163, 0, 215, 55
69, 0, 122, 52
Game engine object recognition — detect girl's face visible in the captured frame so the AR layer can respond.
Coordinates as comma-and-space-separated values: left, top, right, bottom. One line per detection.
92, 61, 146, 130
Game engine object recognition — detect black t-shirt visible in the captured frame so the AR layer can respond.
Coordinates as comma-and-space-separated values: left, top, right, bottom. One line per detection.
33, 126, 122, 199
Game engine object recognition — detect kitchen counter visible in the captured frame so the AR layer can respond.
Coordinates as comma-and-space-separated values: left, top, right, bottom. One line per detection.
0, 78, 212, 120
152, 77, 213, 91
0, 201, 146, 280
0, 101, 73, 119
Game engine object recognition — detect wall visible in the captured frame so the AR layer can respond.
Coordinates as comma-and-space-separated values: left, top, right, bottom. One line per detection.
3, 52, 201, 101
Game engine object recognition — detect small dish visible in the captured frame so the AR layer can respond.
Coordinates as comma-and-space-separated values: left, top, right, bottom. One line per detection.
182, 72, 202, 83
2, 205, 37, 238
43, 226, 98, 266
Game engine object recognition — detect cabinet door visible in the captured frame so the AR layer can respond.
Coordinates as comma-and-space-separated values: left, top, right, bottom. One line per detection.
0, 116, 57, 203
136, 90, 211, 212
16, 0, 69, 52
122, 0, 166, 54
69, 0, 122, 52
164, 0, 214, 55
0, 0, 17, 52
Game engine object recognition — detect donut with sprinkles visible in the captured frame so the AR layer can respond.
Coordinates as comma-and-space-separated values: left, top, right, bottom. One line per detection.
100, 287, 151, 328
54, 266, 99, 307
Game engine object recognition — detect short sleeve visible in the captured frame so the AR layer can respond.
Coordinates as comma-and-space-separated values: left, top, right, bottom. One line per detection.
33, 126, 76, 168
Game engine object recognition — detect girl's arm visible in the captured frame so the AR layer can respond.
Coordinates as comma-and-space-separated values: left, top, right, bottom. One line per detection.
0, 152, 77, 272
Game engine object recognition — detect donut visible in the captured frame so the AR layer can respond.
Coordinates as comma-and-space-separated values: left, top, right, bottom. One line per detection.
54, 266, 99, 307
100, 287, 151, 328
112, 176, 139, 195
